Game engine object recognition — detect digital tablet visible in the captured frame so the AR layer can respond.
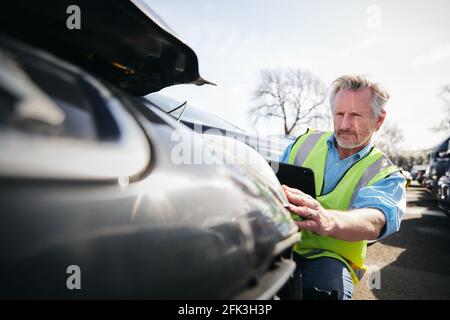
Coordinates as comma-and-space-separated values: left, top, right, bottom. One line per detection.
269, 161, 316, 199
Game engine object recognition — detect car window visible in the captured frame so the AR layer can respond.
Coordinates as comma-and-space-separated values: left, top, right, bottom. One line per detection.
146, 93, 246, 133
182, 107, 246, 133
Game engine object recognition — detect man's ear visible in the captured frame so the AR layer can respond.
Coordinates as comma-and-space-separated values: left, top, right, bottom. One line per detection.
375, 110, 386, 131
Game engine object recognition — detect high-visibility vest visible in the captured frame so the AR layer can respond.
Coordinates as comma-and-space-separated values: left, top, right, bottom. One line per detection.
287, 128, 400, 284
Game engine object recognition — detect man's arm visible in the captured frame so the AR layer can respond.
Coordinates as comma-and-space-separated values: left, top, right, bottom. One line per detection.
283, 171, 406, 242
283, 185, 386, 241
352, 172, 406, 240
322, 208, 386, 241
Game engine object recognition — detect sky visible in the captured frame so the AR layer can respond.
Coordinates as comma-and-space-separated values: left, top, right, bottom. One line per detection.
145, 0, 450, 151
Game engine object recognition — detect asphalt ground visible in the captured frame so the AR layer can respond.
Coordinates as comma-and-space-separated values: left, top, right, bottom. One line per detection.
353, 181, 450, 300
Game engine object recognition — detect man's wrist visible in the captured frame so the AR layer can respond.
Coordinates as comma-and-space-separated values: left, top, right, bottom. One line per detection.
325, 210, 341, 238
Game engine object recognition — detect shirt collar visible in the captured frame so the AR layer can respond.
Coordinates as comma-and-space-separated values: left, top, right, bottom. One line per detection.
327, 133, 374, 161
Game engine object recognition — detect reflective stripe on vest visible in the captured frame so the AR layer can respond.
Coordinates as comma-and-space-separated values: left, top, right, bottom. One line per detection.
349, 155, 395, 207
289, 130, 333, 196
293, 130, 326, 167
287, 128, 399, 284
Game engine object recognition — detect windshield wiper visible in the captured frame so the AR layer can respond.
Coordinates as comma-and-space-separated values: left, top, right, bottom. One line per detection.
167, 100, 188, 123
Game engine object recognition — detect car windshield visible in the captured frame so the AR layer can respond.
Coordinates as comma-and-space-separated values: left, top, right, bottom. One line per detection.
146, 93, 246, 133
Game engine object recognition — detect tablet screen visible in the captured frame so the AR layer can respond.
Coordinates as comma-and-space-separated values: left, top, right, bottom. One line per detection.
269, 161, 316, 199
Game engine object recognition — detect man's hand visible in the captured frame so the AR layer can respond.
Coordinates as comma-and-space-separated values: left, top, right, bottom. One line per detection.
282, 185, 387, 241
282, 185, 338, 237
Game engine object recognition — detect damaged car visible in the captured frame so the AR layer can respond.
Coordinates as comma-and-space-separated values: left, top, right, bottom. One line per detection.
0, 0, 299, 299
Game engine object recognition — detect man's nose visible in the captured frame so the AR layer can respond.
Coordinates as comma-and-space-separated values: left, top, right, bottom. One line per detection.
340, 113, 352, 129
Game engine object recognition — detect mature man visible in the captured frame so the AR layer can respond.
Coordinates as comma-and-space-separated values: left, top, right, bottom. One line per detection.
279, 75, 406, 300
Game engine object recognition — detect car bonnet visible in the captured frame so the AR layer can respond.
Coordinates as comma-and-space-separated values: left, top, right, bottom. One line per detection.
0, 0, 212, 96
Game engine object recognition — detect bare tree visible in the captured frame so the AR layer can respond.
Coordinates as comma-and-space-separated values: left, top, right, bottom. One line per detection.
248, 68, 329, 135
374, 120, 405, 164
392, 150, 428, 171
431, 84, 450, 133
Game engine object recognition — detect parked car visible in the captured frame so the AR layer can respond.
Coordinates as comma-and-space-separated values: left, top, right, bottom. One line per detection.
411, 164, 428, 184
0, 0, 299, 299
424, 136, 450, 197
144, 93, 295, 162
422, 165, 431, 187
437, 146, 450, 214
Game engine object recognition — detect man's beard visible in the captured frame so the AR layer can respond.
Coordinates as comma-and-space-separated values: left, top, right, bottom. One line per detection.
335, 130, 370, 149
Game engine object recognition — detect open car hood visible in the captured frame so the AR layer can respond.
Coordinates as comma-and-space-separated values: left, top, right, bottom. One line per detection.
0, 0, 211, 96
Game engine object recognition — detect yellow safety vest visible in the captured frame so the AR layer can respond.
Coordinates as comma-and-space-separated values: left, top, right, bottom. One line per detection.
287, 128, 400, 283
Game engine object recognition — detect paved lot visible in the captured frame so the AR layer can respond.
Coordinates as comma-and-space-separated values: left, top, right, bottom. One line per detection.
353, 182, 450, 300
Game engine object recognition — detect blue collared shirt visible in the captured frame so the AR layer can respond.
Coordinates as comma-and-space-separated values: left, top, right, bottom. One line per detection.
280, 133, 406, 240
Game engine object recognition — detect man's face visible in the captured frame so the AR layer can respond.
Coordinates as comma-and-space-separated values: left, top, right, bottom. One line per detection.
333, 88, 384, 149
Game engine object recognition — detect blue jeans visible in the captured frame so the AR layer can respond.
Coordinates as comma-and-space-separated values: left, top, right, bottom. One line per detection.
280, 253, 353, 300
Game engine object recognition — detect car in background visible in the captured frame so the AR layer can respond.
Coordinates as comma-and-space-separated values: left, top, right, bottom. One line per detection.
411, 164, 428, 184
0, 0, 299, 299
437, 143, 450, 214
144, 93, 295, 162
423, 136, 450, 197
437, 156, 450, 214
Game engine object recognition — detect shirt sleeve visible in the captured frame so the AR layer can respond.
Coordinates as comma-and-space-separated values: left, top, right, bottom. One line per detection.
352, 171, 406, 240
279, 142, 293, 163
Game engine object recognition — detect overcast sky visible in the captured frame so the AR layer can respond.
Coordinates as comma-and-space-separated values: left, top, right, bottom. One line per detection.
145, 0, 450, 151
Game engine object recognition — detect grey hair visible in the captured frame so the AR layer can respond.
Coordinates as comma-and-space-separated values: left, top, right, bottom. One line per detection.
329, 75, 390, 118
